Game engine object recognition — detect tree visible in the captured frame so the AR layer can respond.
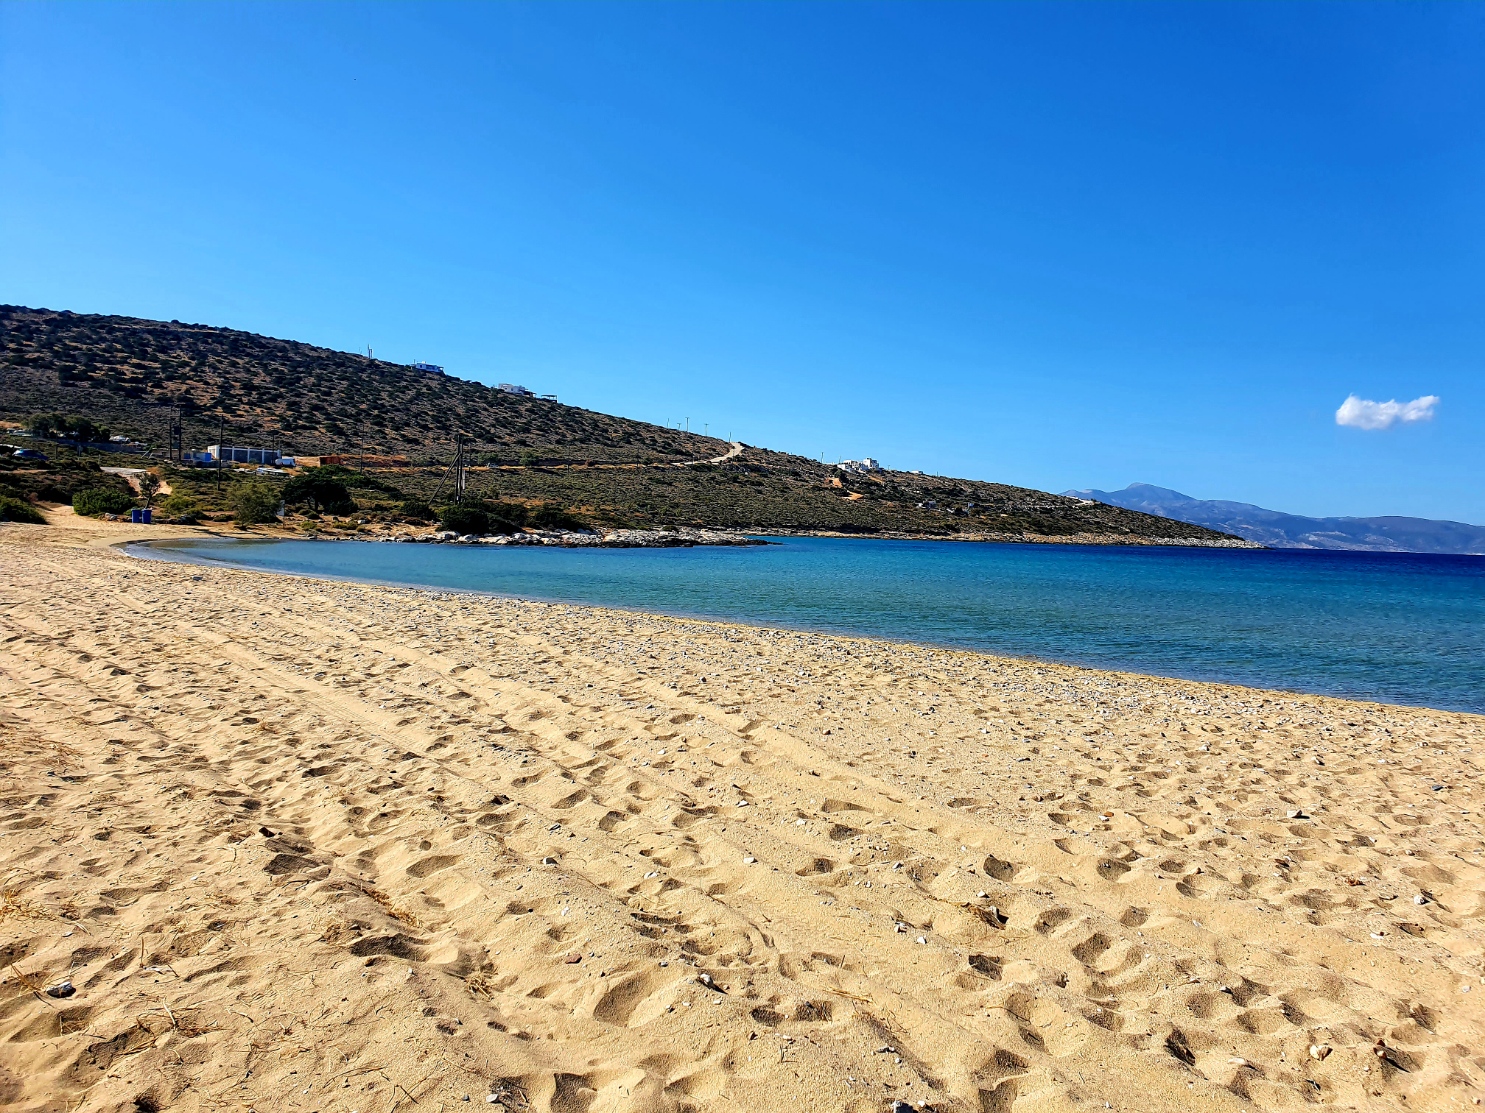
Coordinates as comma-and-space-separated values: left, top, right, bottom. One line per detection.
281, 473, 353, 514
137, 473, 162, 507
66, 417, 107, 443
231, 481, 280, 526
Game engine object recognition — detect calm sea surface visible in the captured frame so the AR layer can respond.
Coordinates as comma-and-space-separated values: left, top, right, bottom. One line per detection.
135, 536, 1485, 714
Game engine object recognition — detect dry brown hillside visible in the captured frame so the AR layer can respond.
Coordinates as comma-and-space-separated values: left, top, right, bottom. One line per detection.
0, 305, 1239, 540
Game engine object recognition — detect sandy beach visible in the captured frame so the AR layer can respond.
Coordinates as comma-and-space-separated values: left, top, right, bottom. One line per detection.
1, 517, 1482, 1113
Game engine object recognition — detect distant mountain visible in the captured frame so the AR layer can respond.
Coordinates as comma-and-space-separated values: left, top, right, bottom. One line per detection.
1063, 484, 1485, 555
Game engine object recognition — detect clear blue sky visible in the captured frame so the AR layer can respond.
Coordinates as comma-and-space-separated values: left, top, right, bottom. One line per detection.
3, 2, 1481, 522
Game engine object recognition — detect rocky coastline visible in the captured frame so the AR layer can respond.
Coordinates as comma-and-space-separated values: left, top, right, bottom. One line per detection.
378, 525, 768, 548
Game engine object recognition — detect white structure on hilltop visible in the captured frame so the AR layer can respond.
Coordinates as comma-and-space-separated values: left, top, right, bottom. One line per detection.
497, 383, 535, 397
413, 362, 445, 375
836, 457, 883, 474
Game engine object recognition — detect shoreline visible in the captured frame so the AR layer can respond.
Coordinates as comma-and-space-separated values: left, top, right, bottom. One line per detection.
776, 527, 1263, 548
125, 529, 1482, 718
69, 501, 1258, 549
2, 517, 1482, 1112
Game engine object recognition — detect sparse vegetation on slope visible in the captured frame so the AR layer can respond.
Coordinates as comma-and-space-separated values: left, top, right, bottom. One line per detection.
0, 305, 1239, 543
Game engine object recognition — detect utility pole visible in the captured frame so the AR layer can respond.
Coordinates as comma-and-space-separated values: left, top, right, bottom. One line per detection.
430, 434, 466, 507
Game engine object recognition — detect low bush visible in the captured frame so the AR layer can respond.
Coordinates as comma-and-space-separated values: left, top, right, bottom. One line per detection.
399, 500, 434, 522
528, 504, 587, 531
72, 487, 135, 517
160, 493, 198, 516
0, 496, 45, 524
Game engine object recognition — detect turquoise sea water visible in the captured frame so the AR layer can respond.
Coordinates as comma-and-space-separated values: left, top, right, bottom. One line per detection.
135, 536, 1485, 714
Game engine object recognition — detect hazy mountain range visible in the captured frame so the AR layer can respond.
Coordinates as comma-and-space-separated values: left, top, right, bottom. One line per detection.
1064, 483, 1485, 555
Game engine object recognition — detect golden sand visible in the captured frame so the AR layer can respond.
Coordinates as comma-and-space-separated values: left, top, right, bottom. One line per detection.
1, 517, 1482, 1112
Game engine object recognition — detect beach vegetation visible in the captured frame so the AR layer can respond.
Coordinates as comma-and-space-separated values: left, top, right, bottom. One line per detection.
300, 464, 402, 494
399, 500, 434, 522
438, 504, 490, 535
230, 481, 280, 525
137, 472, 162, 506
528, 503, 588, 531
72, 487, 135, 517
160, 493, 199, 523
0, 450, 130, 506
0, 496, 45, 523
282, 471, 353, 515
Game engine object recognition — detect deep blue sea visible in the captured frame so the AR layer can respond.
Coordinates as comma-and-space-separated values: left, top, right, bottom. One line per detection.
135, 536, 1485, 714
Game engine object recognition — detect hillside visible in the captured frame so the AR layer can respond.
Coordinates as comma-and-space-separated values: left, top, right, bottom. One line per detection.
0, 305, 1242, 542
1069, 483, 1485, 555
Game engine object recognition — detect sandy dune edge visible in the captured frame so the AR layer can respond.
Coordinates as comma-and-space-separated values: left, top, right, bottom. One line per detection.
0, 522, 1482, 1112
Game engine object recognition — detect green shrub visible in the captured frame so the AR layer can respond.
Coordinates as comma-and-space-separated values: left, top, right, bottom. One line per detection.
72, 487, 135, 517
399, 500, 434, 522
518, 451, 541, 467
292, 464, 400, 493
230, 481, 280, 525
528, 504, 587, 531
486, 501, 528, 528
438, 505, 489, 535
0, 497, 45, 524
159, 493, 199, 524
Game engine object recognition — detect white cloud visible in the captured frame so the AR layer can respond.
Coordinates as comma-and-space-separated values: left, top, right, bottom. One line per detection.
1335, 393, 1439, 431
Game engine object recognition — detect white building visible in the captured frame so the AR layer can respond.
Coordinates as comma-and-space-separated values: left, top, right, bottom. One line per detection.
497, 383, 535, 397
836, 457, 883, 474
413, 362, 445, 375
205, 445, 279, 465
